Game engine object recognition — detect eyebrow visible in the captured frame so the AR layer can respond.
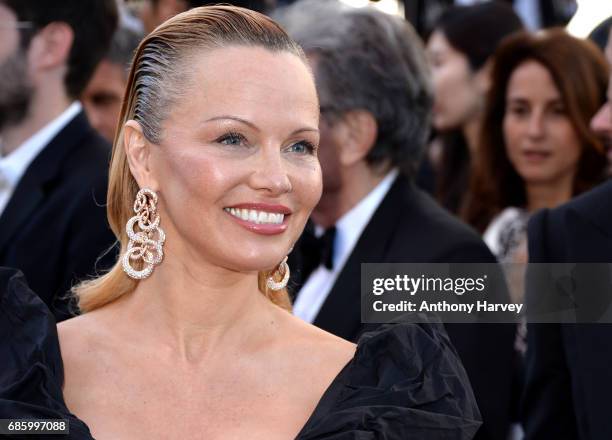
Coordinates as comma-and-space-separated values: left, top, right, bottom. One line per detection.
507, 96, 563, 104
204, 115, 319, 135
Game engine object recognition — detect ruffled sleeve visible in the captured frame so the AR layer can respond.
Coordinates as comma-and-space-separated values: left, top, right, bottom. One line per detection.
296, 322, 482, 440
0, 267, 93, 439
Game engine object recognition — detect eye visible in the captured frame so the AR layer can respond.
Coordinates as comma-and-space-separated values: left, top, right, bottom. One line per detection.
286, 140, 316, 155
508, 105, 529, 117
216, 132, 247, 147
551, 105, 567, 116
91, 93, 119, 107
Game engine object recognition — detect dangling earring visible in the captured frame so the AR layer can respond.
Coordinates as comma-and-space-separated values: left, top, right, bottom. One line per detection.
267, 256, 290, 291
122, 188, 166, 280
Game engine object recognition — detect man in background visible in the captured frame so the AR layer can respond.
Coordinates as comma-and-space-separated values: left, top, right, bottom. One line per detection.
81, 25, 143, 143
0, 0, 117, 321
277, 1, 516, 439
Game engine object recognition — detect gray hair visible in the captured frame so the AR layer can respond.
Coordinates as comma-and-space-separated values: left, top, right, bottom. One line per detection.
105, 25, 143, 72
274, 0, 433, 177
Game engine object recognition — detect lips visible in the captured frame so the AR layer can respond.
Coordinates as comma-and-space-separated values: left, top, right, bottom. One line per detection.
521, 149, 552, 162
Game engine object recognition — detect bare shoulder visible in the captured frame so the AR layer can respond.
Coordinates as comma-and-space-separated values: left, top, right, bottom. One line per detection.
57, 314, 94, 358
57, 310, 116, 387
275, 309, 356, 373
57, 311, 108, 355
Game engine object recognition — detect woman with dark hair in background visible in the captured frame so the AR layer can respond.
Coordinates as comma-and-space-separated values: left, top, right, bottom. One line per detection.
462, 29, 608, 264
426, 1, 523, 214
463, 29, 609, 439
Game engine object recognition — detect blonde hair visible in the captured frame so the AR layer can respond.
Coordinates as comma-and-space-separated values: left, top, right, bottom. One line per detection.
74, 6, 306, 313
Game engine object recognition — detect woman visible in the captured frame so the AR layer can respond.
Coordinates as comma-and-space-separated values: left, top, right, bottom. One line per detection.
462, 31, 608, 438
462, 29, 609, 264
425, 2, 523, 213
0, 6, 480, 439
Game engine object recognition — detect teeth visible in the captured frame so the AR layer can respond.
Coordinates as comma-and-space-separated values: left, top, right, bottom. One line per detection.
224, 208, 285, 225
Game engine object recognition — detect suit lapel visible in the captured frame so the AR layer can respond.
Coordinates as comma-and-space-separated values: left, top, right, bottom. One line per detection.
567, 180, 612, 260
313, 176, 408, 340
0, 112, 90, 253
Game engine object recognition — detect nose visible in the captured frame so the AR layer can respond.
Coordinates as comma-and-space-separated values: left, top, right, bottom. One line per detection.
526, 110, 545, 140
248, 145, 292, 196
591, 102, 612, 137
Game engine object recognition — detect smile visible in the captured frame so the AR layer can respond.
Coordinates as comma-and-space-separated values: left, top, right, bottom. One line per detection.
224, 207, 284, 225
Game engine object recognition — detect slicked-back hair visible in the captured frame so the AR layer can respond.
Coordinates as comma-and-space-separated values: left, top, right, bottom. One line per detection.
275, 0, 433, 178
75, 5, 306, 313
2, 0, 118, 99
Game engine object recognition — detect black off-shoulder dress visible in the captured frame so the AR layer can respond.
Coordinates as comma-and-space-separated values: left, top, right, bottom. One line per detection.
0, 268, 481, 439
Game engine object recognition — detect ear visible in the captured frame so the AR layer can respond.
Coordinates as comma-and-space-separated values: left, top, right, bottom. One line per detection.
337, 110, 378, 167
124, 120, 160, 191
29, 22, 73, 71
474, 59, 492, 95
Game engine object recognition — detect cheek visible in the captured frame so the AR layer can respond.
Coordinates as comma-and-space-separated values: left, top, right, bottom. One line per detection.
503, 116, 522, 159
552, 121, 583, 163
291, 160, 322, 212
432, 67, 458, 107
434, 66, 478, 127
434, 66, 465, 94
109, 101, 122, 125
155, 149, 236, 219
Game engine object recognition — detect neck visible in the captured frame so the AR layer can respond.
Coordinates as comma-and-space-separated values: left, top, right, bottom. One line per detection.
115, 248, 278, 364
312, 162, 389, 228
462, 116, 482, 155
1, 84, 72, 156
525, 176, 574, 213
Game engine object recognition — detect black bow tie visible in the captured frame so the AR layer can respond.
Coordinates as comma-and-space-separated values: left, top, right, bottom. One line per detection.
301, 226, 336, 280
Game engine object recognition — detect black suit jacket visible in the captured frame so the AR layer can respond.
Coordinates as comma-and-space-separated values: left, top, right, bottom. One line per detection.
0, 111, 117, 322
290, 176, 516, 440
523, 180, 612, 440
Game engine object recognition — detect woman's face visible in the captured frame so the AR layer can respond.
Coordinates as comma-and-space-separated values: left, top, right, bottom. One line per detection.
143, 46, 322, 273
503, 60, 582, 186
427, 30, 483, 131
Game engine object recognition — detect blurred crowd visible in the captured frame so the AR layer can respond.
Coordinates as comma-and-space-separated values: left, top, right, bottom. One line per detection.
1, 0, 611, 439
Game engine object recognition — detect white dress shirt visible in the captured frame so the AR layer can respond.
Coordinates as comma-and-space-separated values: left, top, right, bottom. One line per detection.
293, 168, 399, 323
0, 102, 82, 217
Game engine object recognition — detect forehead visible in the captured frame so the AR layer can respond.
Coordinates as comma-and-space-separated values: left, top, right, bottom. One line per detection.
0, 3, 15, 19
0, 3, 19, 58
427, 31, 453, 52
507, 60, 560, 97
174, 46, 318, 121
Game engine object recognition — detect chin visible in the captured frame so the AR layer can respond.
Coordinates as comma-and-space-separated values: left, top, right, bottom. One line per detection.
434, 119, 457, 133
521, 173, 559, 186
224, 250, 288, 273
